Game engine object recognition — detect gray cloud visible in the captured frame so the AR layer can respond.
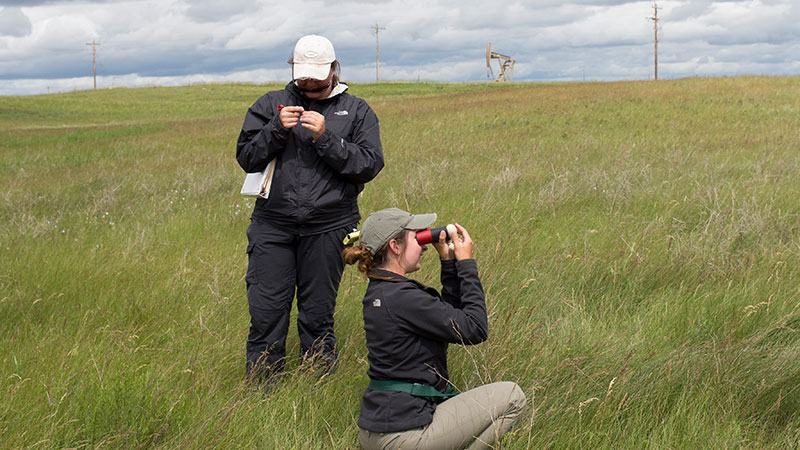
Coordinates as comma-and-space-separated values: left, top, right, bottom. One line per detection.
0, 7, 32, 37
184, 0, 253, 23
0, 0, 120, 5
1, 0, 799, 95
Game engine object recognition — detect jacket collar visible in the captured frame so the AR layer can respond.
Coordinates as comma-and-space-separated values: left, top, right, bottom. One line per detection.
369, 269, 441, 297
368, 268, 408, 282
286, 81, 348, 102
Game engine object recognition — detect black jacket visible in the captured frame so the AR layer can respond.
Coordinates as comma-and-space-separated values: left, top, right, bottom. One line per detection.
236, 82, 384, 234
358, 259, 488, 433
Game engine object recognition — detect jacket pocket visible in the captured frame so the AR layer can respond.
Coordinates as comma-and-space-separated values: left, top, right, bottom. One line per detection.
245, 242, 259, 285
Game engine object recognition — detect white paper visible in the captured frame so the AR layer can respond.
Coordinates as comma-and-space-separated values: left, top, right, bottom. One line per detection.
240, 159, 275, 199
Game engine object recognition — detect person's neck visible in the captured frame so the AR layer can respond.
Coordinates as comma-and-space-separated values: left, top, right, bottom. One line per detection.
379, 261, 406, 276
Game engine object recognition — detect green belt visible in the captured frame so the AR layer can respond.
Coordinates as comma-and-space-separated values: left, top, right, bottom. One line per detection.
368, 379, 459, 404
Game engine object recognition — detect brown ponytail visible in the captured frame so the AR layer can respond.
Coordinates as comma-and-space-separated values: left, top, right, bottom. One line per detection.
342, 230, 407, 277
342, 243, 374, 274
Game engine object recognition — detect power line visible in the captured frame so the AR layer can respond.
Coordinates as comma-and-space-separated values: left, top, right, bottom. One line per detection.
371, 23, 385, 82
85, 39, 100, 88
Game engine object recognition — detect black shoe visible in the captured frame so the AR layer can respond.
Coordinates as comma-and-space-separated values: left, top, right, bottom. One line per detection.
246, 362, 283, 393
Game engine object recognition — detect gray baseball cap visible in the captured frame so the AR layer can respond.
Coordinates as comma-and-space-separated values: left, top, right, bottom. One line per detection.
360, 208, 437, 255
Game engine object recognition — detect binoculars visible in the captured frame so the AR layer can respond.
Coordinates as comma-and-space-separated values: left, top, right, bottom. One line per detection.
416, 224, 457, 245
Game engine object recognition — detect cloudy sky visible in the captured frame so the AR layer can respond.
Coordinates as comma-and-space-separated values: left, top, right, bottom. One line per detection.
0, 0, 798, 95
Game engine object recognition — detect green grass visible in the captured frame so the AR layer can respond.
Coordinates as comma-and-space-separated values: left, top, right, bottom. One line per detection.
1, 77, 799, 448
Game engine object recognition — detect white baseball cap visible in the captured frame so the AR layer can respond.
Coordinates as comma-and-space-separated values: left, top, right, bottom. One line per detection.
292, 35, 336, 80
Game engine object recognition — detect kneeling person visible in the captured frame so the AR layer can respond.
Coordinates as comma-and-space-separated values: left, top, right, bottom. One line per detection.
342, 208, 527, 450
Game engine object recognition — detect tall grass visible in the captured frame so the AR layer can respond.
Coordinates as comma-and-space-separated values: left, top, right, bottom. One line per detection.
1, 77, 799, 448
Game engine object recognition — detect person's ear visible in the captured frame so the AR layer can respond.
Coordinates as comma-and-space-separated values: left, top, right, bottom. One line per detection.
389, 239, 401, 255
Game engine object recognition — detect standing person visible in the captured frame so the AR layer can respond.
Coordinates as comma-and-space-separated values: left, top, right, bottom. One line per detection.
236, 35, 384, 382
342, 208, 527, 450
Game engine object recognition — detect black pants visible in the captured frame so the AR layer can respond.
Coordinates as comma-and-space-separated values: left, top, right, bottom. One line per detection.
245, 218, 353, 377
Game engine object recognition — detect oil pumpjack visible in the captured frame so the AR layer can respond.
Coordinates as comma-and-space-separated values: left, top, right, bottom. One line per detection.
486, 42, 515, 82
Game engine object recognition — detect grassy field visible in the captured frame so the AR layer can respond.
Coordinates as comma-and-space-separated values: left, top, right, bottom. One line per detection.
1, 77, 799, 449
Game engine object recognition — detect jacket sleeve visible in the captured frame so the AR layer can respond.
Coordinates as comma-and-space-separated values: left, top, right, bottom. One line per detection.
439, 259, 461, 307
396, 259, 488, 345
312, 101, 384, 183
236, 95, 290, 173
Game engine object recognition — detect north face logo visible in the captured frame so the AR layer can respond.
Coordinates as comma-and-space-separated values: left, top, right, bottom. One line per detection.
334, 110, 349, 116
372, 298, 381, 307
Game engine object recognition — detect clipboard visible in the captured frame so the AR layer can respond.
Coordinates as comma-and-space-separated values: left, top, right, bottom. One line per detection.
240, 159, 276, 199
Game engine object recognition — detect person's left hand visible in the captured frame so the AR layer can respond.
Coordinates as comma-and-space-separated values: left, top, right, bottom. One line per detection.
432, 230, 454, 260
300, 111, 326, 141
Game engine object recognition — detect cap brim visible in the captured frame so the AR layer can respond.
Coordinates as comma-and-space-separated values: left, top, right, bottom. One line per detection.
293, 63, 331, 80
406, 213, 436, 230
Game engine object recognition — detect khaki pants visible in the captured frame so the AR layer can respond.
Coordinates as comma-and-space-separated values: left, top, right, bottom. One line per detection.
359, 381, 527, 450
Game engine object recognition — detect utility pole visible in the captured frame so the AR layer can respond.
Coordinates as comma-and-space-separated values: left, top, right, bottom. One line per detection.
648, 3, 661, 80
371, 23, 385, 82
85, 39, 99, 89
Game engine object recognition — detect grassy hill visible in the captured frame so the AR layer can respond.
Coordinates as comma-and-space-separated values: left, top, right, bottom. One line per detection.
1, 77, 799, 448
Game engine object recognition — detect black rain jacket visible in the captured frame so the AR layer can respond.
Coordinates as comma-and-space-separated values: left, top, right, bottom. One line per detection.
358, 258, 488, 433
236, 82, 384, 234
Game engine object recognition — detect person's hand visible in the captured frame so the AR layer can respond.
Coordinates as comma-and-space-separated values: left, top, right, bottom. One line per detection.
300, 110, 326, 141
432, 230, 454, 260
452, 223, 474, 261
279, 106, 304, 129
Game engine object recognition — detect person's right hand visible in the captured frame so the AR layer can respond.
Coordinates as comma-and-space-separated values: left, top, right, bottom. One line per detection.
432, 230, 454, 260
279, 106, 304, 129
452, 223, 474, 261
